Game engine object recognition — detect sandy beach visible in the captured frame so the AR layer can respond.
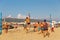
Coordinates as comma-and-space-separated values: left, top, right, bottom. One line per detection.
0, 26, 60, 40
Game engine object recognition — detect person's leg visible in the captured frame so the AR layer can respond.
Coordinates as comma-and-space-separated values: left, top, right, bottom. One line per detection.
45, 30, 50, 37
41, 28, 44, 33
26, 27, 29, 32
26, 25, 28, 32
33, 27, 36, 32
24, 25, 27, 30
38, 30, 42, 34
41, 30, 43, 33
26, 24, 30, 33
42, 29, 49, 37
41, 28, 45, 37
38, 27, 41, 32
5, 28, 8, 33
36, 27, 38, 32
38, 27, 43, 34
51, 27, 54, 32
42, 31, 46, 37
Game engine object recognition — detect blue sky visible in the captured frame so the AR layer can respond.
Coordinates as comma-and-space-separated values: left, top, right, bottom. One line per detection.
0, 0, 60, 20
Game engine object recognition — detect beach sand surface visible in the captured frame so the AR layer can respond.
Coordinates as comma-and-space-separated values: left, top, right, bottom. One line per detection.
0, 27, 60, 40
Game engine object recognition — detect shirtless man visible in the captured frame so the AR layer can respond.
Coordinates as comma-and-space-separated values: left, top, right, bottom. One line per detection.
43, 19, 50, 37
25, 17, 30, 33
39, 22, 44, 34
3, 22, 9, 33
33, 22, 39, 32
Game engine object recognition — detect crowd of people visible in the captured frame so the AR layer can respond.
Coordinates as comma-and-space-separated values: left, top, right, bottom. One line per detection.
24, 16, 55, 37
2, 16, 55, 37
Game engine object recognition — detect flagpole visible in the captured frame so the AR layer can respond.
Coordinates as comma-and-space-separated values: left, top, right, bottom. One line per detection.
50, 13, 52, 28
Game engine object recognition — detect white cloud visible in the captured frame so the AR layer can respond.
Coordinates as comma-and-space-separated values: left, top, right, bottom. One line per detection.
17, 14, 26, 19
7, 15, 12, 18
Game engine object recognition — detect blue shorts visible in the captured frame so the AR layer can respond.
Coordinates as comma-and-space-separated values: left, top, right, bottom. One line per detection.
41, 28, 44, 30
41, 27, 48, 31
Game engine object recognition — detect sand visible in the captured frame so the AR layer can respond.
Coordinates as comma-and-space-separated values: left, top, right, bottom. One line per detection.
0, 27, 60, 40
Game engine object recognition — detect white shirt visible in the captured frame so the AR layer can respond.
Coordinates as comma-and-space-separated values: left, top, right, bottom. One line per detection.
52, 22, 54, 27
